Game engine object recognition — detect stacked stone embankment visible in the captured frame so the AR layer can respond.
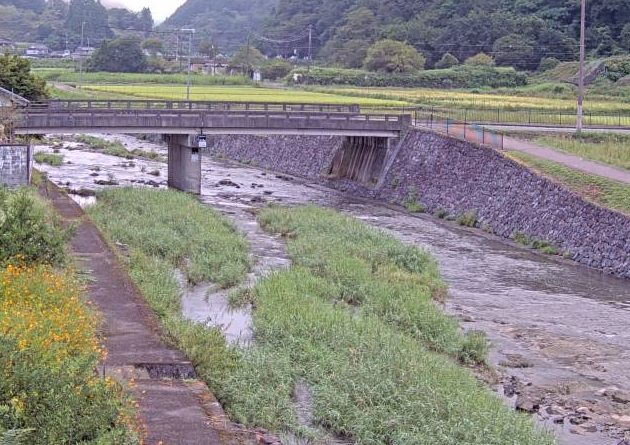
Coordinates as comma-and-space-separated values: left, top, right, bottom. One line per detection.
210, 129, 630, 279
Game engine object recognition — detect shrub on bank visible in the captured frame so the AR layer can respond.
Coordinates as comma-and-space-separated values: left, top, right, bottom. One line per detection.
290, 65, 527, 89
0, 188, 71, 267
0, 264, 138, 444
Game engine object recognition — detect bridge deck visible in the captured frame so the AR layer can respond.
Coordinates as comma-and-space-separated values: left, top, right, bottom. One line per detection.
16, 101, 410, 137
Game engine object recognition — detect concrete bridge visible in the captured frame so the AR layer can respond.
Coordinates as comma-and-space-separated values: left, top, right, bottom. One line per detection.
14, 100, 411, 193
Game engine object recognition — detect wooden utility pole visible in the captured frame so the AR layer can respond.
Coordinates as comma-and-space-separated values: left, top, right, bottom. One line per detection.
307, 24, 313, 73
576, 0, 586, 132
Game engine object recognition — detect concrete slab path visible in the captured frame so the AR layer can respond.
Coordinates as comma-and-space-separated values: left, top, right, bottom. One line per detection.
40, 181, 223, 445
502, 136, 630, 185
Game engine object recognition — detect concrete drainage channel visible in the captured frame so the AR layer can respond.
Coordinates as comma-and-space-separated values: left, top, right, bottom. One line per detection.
34, 134, 630, 445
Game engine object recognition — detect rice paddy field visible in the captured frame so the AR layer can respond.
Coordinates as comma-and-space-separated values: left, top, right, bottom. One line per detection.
80, 84, 407, 106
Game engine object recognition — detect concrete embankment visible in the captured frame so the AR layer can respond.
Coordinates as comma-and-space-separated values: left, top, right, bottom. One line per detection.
210, 129, 630, 279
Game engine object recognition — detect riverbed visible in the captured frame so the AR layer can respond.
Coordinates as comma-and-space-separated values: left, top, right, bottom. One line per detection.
34, 134, 630, 445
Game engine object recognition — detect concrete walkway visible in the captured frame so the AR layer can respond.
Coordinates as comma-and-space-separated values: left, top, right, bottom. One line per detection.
502, 137, 630, 185
40, 182, 223, 445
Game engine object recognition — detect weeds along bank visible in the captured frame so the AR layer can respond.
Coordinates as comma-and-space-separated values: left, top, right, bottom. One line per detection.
88, 188, 551, 444
0, 187, 138, 444
210, 130, 630, 279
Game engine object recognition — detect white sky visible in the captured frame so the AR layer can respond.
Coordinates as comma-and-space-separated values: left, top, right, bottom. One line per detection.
100, 0, 188, 23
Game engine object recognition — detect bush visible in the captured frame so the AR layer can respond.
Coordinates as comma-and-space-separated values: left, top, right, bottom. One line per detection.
0, 54, 48, 101
605, 56, 630, 82
456, 211, 478, 227
538, 57, 560, 72
291, 65, 527, 89
435, 52, 459, 69
0, 188, 71, 266
0, 264, 137, 444
260, 59, 293, 80
464, 53, 495, 67
363, 39, 426, 73
34, 152, 64, 166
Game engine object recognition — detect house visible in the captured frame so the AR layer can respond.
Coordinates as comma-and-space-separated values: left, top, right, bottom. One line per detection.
0, 38, 14, 53
74, 46, 95, 58
0, 86, 29, 107
24, 44, 49, 57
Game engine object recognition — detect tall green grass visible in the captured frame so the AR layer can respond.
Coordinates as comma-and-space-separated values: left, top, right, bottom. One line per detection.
535, 132, 630, 170
88, 193, 550, 444
35, 68, 251, 86
87, 188, 249, 286
215, 206, 552, 444
33, 152, 64, 166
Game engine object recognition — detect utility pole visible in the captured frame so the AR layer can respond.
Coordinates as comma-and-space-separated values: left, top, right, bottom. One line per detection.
176, 31, 180, 66
78, 21, 85, 90
307, 24, 313, 73
576, 0, 586, 133
245, 33, 251, 77
181, 29, 195, 101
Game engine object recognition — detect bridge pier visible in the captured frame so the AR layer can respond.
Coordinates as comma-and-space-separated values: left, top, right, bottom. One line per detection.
164, 135, 202, 194
328, 136, 393, 186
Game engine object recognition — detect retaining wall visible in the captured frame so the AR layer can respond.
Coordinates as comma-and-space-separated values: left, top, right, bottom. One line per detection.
0, 145, 31, 187
210, 129, 630, 279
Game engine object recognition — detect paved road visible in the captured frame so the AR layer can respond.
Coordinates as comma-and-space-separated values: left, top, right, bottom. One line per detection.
484, 124, 630, 135
502, 136, 630, 185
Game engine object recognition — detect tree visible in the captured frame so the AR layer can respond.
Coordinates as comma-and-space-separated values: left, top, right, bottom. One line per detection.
321, 7, 379, 68
492, 35, 535, 70
261, 59, 293, 80
434, 53, 459, 69
622, 24, 630, 51
0, 55, 47, 100
230, 46, 265, 71
65, 0, 111, 44
142, 37, 164, 57
198, 40, 218, 59
538, 57, 560, 72
464, 53, 495, 67
363, 39, 426, 73
87, 37, 147, 73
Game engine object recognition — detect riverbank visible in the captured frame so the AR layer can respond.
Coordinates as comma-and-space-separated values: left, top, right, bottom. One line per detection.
32, 133, 630, 445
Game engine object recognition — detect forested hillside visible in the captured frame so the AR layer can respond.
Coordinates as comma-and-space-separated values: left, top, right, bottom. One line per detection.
160, 0, 278, 54
0, 0, 152, 49
261, 0, 630, 69
160, 0, 630, 69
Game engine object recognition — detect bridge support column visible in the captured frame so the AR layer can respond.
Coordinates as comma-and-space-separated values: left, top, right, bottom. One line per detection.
164, 135, 202, 194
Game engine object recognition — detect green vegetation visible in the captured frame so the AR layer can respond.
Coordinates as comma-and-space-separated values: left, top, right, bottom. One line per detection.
363, 39, 426, 73
33, 152, 64, 166
35, 68, 251, 86
0, 54, 48, 101
87, 37, 147, 73
530, 132, 630, 170
293, 65, 527, 89
76, 135, 165, 161
87, 188, 249, 286
509, 152, 630, 215
0, 186, 137, 444
89, 191, 548, 444
511, 231, 560, 255
218, 206, 548, 443
457, 211, 478, 227
0, 187, 70, 266
81, 84, 405, 106
402, 186, 424, 213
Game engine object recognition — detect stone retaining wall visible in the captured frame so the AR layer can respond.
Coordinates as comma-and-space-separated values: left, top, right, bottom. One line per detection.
210, 130, 630, 279
0, 144, 31, 187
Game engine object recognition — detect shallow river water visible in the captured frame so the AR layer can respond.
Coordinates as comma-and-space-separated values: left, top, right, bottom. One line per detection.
35, 134, 630, 445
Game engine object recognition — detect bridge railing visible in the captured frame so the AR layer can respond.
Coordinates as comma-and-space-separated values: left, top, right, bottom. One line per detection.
26, 100, 362, 114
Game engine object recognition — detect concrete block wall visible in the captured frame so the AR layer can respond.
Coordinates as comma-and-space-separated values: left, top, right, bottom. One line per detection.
0, 145, 31, 187
210, 130, 630, 279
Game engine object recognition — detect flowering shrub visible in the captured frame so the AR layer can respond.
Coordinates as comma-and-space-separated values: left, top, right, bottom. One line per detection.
0, 264, 138, 443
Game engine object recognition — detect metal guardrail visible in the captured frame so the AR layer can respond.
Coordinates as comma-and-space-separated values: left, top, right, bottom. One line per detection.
27, 100, 362, 114
15, 108, 410, 136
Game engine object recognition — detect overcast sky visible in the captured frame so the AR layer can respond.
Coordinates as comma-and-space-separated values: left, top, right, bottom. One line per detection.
100, 0, 188, 23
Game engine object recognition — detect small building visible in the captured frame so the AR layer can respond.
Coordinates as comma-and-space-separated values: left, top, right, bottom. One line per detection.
0, 38, 14, 53
74, 46, 95, 58
24, 44, 49, 58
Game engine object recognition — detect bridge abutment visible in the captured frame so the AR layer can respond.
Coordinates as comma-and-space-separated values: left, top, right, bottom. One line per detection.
164, 135, 202, 194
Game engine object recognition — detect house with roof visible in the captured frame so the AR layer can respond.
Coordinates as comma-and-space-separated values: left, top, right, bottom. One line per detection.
24, 44, 49, 58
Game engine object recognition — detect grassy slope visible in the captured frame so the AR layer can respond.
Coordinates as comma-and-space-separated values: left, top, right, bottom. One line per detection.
533, 133, 630, 170
509, 152, 630, 215
88, 190, 550, 444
